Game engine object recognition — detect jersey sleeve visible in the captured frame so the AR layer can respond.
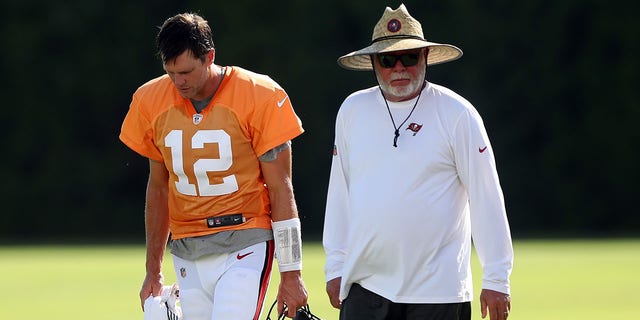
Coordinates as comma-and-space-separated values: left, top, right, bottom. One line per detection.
249, 84, 304, 157
119, 91, 163, 162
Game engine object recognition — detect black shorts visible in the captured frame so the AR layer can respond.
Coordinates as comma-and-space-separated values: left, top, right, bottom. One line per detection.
340, 283, 471, 320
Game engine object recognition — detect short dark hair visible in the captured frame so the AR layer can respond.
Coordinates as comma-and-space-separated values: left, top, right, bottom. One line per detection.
156, 13, 215, 64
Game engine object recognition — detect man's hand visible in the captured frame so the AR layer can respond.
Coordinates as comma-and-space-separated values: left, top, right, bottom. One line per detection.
277, 271, 308, 318
480, 289, 511, 320
139, 273, 164, 310
325, 277, 342, 309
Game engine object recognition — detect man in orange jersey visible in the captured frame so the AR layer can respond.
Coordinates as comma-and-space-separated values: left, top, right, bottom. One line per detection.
120, 13, 308, 319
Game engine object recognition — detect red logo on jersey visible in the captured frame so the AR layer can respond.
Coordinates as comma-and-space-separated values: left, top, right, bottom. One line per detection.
333, 145, 338, 156
406, 123, 423, 136
479, 146, 488, 153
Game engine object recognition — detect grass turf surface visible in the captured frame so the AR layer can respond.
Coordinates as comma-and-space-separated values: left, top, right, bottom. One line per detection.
1, 239, 638, 319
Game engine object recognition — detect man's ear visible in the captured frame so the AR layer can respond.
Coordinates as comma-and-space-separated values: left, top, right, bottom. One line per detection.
206, 49, 215, 65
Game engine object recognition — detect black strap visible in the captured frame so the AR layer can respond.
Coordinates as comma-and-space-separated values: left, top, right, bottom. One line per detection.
372, 34, 425, 44
206, 214, 244, 228
264, 300, 322, 320
381, 84, 424, 147
165, 302, 180, 320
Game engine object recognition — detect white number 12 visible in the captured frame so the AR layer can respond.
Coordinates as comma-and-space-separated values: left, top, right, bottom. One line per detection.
165, 129, 239, 196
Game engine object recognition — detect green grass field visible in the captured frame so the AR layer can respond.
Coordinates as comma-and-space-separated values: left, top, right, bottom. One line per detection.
1, 239, 638, 319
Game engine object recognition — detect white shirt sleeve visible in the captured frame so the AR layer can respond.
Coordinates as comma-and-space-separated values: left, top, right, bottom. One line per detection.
453, 107, 514, 294
323, 108, 350, 282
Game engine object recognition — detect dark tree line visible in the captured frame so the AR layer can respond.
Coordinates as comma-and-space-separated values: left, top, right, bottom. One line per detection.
1, 0, 638, 241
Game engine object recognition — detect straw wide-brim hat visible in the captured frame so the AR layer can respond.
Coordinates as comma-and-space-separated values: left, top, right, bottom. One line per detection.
338, 4, 463, 71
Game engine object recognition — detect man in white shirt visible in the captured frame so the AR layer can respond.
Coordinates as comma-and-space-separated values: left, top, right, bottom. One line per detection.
323, 4, 514, 320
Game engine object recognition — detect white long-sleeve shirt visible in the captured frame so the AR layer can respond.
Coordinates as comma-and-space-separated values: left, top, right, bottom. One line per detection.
323, 82, 513, 303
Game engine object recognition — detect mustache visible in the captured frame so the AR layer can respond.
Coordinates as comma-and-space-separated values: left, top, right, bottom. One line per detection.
389, 73, 411, 81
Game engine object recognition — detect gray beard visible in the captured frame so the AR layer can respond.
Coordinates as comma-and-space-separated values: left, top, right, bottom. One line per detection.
376, 67, 426, 101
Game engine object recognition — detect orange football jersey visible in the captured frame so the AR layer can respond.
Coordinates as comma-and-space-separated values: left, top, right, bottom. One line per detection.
120, 66, 304, 239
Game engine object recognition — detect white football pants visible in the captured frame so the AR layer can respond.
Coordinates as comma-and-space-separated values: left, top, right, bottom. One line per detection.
171, 241, 274, 320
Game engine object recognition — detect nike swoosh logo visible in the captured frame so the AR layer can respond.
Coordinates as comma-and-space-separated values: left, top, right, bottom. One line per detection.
479, 146, 488, 153
277, 96, 288, 108
236, 251, 254, 260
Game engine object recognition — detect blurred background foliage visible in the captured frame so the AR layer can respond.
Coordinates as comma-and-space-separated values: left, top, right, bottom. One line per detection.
1, 0, 638, 242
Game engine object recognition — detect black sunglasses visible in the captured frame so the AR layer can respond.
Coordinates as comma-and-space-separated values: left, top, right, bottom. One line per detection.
377, 52, 421, 68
